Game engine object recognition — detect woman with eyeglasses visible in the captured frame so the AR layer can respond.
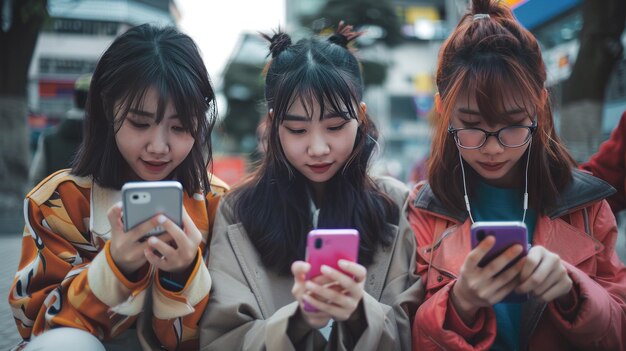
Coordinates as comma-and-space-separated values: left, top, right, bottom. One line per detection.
406, 0, 626, 350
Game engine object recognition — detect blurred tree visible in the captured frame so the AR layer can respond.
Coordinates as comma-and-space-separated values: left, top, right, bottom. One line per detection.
301, 0, 403, 87
360, 59, 388, 86
0, 0, 48, 231
302, 0, 403, 46
221, 61, 265, 153
561, 0, 625, 162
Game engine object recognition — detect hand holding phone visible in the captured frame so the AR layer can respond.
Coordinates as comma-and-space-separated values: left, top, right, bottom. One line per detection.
108, 181, 183, 276
120, 181, 204, 278
302, 229, 360, 312
451, 223, 530, 320
470, 221, 529, 303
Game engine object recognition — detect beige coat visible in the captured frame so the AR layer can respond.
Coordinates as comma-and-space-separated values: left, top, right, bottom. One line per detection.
199, 176, 423, 351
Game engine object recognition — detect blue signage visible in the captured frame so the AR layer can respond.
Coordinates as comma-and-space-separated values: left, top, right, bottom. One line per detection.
513, 0, 581, 29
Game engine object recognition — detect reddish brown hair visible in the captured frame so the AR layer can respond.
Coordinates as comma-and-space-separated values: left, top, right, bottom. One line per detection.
429, 0, 576, 215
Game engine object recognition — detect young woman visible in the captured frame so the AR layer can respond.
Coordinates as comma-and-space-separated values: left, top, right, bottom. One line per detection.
9, 24, 228, 351
200, 23, 423, 350
407, 0, 626, 350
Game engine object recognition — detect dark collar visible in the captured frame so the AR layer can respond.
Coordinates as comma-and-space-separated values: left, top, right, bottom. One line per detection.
413, 169, 616, 221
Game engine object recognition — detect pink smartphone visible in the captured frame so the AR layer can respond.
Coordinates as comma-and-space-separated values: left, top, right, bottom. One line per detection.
303, 229, 360, 312
470, 221, 529, 303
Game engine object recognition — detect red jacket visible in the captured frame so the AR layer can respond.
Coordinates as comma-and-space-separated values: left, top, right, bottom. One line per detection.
407, 170, 626, 350
581, 111, 626, 214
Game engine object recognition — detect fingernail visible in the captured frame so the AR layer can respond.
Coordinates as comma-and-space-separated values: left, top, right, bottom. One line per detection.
157, 215, 167, 224
338, 259, 349, 267
116, 201, 123, 208
149, 236, 158, 244
321, 265, 332, 274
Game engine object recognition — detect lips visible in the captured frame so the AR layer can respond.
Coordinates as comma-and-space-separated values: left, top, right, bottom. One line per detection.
307, 163, 333, 174
477, 161, 506, 172
141, 159, 170, 172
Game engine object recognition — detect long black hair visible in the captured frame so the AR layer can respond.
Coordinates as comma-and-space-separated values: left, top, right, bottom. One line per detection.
230, 23, 398, 274
72, 24, 217, 196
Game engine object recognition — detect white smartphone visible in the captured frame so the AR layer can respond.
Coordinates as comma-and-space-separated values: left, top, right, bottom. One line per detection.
121, 181, 183, 237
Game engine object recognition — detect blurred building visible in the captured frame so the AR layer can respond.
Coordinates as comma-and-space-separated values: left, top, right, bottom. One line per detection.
27, 0, 179, 142
512, 0, 626, 137
210, 32, 268, 185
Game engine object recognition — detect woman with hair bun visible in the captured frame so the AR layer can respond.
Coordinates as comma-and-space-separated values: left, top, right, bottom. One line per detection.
200, 22, 423, 350
407, 0, 626, 350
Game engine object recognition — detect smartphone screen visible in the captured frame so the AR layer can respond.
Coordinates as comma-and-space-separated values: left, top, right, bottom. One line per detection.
122, 181, 183, 236
470, 221, 529, 303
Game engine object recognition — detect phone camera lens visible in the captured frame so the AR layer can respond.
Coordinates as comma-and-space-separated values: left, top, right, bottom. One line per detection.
477, 230, 485, 241
314, 238, 323, 249
132, 194, 139, 200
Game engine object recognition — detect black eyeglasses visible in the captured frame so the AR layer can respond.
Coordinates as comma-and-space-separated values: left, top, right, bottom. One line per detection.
448, 120, 537, 149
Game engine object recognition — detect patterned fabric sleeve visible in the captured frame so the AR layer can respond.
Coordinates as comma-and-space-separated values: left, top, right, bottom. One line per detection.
9, 181, 150, 342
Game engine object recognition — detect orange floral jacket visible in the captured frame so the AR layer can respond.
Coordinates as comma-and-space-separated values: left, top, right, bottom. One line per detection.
9, 169, 228, 350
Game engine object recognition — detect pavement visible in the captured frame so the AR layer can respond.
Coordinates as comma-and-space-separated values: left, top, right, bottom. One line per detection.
0, 220, 625, 350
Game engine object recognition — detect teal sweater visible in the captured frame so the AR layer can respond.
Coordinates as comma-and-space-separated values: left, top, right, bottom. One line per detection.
472, 181, 537, 351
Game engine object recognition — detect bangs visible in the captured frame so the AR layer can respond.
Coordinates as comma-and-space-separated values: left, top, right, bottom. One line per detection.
276, 66, 360, 122
113, 72, 212, 142
465, 56, 539, 125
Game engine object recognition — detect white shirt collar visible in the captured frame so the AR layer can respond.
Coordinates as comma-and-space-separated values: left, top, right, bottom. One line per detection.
89, 180, 121, 240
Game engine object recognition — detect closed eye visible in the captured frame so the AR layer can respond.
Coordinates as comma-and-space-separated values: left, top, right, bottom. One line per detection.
285, 127, 306, 134
128, 120, 149, 129
328, 122, 348, 131
172, 125, 188, 133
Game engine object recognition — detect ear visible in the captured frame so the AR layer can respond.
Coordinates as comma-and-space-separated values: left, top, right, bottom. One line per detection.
434, 93, 443, 114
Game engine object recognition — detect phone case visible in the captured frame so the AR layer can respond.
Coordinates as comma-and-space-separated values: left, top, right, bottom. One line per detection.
470, 221, 529, 303
303, 229, 360, 312
122, 181, 183, 236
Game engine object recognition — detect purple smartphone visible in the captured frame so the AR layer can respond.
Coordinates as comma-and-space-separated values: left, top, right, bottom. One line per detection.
470, 221, 529, 303
303, 229, 360, 312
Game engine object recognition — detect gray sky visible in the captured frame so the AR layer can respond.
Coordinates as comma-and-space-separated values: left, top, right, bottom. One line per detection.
178, 0, 285, 81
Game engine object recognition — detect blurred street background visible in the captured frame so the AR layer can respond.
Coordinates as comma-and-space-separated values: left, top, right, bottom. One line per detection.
0, 0, 625, 348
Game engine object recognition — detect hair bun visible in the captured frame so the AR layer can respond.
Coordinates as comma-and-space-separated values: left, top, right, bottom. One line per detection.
328, 33, 349, 48
261, 31, 292, 58
328, 21, 363, 49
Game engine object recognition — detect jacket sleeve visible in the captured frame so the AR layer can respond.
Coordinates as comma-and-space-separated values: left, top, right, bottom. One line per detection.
545, 200, 626, 350
406, 185, 496, 350
200, 199, 327, 351
580, 111, 626, 213
9, 192, 150, 342
151, 185, 226, 351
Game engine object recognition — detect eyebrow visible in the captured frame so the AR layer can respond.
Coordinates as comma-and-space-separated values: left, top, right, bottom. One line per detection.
457, 107, 526, 115
283, 112, 348, 121
128, 108, 180, 119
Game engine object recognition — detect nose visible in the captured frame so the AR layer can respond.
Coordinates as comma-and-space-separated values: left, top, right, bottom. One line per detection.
307, 132, 330, 157
146, 126, 169, 155
480, 134, 504, 155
